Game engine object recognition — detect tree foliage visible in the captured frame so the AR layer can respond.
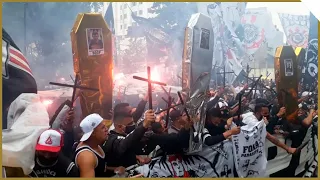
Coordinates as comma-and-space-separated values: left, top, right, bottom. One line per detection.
2, 2, 103, 89
148, 2, 198, 42
118, 38, 147, 74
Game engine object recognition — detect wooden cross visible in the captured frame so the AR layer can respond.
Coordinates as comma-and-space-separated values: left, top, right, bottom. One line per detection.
160, 86, 176, 128
230, 75, 263, 110
133, 66, 167, 109
220, 165, 232, 177
212, 62, 222, 88
243, 74, 277, 96
245, 64, 256, 84
216, 65, 234, 88
49, 74, 99, 105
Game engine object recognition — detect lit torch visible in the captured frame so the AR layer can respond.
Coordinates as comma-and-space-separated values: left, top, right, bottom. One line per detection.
42, 99, 53, 108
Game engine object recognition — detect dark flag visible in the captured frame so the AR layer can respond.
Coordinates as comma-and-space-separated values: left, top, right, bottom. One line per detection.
2, 28, 37, 129
104, 2, 115, 34
302, 13, 318, 91
104, 2, 116, 66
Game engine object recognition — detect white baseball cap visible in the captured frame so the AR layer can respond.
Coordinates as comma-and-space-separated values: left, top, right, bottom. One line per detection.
80, 113, 103, 142
36, 129, 64, 153
302, 91, 312, 97
218, 100, 228, 109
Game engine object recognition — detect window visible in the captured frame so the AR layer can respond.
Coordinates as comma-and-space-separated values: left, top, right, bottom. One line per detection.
124, 4, 127, 8
124, 14, 127, 19
120, 25, 123, 29
132, 2, 136, 6
120, 5, 122, 9
134, 11, 137, 15
139, 2, 143, 4
124, 24, 127, 29
139, 10, 143, 15
120, 15, 122, 20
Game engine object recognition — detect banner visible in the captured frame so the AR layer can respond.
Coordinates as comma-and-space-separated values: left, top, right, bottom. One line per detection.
136, 140, 234, 177
197, 2, 246, 85
302, 13, 318, 91
265, 135, 292, 176
278, 13, 310, 48
295, 125, 318, 176
135, 125, 318, 177
232, 120, 267, 177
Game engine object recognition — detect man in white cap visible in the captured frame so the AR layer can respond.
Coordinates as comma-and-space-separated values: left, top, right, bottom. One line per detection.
74, 113, 109, 177
29, 129, 79, 177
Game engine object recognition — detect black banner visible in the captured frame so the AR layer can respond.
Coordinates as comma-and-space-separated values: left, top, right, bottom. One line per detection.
302, 13, 318, 91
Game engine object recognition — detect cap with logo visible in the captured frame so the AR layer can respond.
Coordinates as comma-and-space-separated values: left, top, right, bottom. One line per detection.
36, 129, 64, 153
80, 113, 104, 142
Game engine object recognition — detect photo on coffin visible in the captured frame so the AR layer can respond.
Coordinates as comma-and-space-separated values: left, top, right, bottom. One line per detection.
284, 59, 293, 76
86, 28, 104, 56
200, 28, 210, 50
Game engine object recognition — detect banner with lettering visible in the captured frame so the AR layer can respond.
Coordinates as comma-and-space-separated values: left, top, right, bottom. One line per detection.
232, 120, 267, 177
241, 8, 280, 65
197, 2, 247, 85
133, 122, 317, 178
278, 13, 310, 48
302, 13, 318, 91
135, 140, 235, 177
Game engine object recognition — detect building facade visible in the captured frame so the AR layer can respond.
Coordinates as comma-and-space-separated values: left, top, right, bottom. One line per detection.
108, 2, 155, 36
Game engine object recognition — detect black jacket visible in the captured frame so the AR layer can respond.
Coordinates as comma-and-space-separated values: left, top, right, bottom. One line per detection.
102, 125, 148, 176
146, 128, 190, 155
132, 100, 147, 123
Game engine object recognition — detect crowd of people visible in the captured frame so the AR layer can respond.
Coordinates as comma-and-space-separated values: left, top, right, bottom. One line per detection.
21, 81, 317, 178
2, 27, 317, 178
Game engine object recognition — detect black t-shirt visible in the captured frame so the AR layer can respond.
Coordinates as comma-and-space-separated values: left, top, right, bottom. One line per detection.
290, 115, 309, 148
29, 154, 79, 177
205, 121, 227, 137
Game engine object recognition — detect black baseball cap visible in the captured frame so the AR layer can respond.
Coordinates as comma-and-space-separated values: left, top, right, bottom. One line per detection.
207, 107, 222, 118
169, 110, 181, 122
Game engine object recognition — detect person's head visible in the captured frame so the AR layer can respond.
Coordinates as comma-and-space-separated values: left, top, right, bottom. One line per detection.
113, 103, 135, 135
298, 103, 308, 117
217, 100, 230, 119
80, 113, 108, 145
152, 121, 166, 134
35, 129, 64, 165
92, 30, 99, 41
254, 103, 270, 121
206, 107, 223, 126
170, 109, 183, 129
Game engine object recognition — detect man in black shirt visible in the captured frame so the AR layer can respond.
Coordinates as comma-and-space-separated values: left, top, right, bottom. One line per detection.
103, 104, 155, 176
29, 129, 79, 177
202, 107, 240, 146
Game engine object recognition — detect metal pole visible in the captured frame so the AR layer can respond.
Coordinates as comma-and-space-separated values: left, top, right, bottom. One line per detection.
24, 3, 27, 55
